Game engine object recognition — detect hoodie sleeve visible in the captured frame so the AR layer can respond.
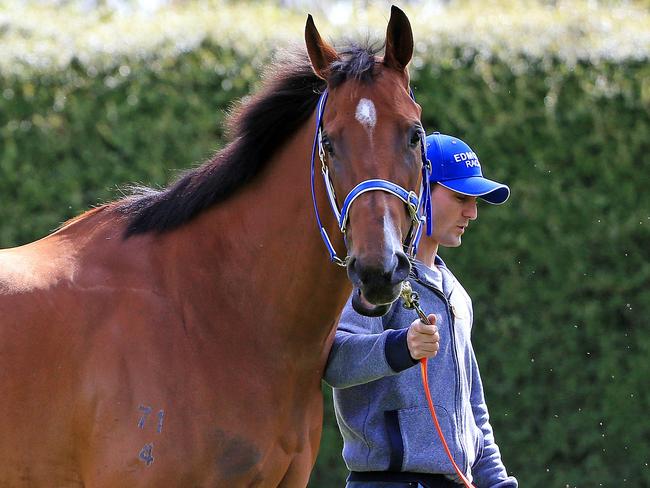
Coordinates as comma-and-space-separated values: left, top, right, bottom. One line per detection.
323, 296, 417, 389
469, 348, 518, 488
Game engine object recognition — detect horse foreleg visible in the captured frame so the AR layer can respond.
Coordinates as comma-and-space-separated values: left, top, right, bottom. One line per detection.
275, 449, 315, 488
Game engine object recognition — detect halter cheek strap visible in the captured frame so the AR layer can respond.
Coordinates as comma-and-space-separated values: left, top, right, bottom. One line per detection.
310, 88, 432, 266
310, 91, 347, 266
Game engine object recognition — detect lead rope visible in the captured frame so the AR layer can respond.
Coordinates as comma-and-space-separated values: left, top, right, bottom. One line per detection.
400, 281, 477, 488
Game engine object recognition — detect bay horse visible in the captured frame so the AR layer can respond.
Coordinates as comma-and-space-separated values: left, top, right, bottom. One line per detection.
0, 6, 428, 487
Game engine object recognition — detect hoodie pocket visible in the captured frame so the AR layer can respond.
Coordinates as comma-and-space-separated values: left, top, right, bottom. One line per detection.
395, 405, 464, 473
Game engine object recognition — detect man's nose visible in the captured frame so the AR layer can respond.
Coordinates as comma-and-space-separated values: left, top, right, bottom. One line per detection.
464, 201, 478, 220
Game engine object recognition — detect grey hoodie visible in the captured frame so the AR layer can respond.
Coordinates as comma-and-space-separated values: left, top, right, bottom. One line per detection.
323, 257, 518, 488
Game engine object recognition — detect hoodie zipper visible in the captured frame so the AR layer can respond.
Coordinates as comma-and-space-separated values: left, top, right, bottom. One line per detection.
417, 278, 468, 474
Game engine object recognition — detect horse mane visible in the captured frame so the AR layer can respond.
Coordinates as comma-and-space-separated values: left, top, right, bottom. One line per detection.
117, 42, 381, 237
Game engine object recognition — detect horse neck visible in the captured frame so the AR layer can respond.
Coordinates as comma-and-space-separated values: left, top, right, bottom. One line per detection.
164, 115, 352, 357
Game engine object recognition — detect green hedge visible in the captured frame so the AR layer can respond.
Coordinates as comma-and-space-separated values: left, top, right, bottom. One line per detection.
0, 44, 258, 246
2, 3, 649, 487
413, 54, 650, 487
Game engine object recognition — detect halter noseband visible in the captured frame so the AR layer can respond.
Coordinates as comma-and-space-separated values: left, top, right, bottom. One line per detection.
310, 88, 432, 267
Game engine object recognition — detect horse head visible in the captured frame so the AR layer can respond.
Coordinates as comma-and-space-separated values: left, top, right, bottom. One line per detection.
305, 6, 428, 317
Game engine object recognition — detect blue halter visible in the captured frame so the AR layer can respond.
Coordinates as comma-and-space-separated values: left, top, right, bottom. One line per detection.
310, 88, 432, 266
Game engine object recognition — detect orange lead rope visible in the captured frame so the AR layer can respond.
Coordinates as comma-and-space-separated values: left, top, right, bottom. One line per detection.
420, 357, 476, 488
400, 282, 477, 488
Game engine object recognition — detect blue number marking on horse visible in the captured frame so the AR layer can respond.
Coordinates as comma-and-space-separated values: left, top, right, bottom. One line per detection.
157, 410, 165, 433
138, 405, 152, 429
137, 406, 164, 464
139, 443, 155, 466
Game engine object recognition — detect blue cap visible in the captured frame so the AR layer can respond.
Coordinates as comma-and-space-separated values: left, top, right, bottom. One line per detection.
426, 133, 510, 205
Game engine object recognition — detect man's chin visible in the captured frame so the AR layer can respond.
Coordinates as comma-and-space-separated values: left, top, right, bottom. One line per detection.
441, 237, 462, 248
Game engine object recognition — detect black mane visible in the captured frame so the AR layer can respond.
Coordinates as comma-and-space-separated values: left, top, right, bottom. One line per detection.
120, 43, 381, 237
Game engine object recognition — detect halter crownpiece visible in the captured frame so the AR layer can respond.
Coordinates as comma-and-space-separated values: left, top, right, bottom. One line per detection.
310, 89, 432, 266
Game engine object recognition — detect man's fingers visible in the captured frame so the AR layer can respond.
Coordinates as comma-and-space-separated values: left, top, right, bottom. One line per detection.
409, 339, 440, 360
407, 316, 441, 360
419, 333, 440, 345
418, 342, 440, 353
413, 320, 438, 335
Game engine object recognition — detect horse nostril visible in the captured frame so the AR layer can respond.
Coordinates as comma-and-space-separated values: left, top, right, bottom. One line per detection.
346, 256, 360, 286
392, 250, 411, 284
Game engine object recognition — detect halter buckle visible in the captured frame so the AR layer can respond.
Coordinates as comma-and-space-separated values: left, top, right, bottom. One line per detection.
406, 190, 419, 220
318, 128, 327, 172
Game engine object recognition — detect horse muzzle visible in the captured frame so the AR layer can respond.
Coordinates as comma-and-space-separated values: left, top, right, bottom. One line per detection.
347, 250, 411, 317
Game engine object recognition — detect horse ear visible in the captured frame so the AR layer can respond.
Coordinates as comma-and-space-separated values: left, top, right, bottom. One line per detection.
305, 14, 339, 80
383, 5, 413, 73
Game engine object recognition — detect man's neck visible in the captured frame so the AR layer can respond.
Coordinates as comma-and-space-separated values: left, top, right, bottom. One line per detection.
416, 238, 439, 269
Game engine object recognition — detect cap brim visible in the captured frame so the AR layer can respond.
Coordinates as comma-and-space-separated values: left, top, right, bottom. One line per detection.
438, 176, 510, 205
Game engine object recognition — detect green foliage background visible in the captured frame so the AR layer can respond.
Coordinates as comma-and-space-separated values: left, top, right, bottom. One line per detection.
1, 2, 649, 487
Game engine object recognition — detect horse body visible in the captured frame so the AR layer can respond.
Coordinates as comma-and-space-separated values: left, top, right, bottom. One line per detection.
0, 7, 425, 487
0, 117, 349, 486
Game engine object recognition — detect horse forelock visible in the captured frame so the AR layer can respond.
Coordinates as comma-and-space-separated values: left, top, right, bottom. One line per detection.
328, 42, 383, 87
117, 43, 383, 238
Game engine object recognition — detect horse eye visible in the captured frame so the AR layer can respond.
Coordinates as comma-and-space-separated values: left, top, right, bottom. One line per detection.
322, 135, 335, 156
409, 127, 423, 148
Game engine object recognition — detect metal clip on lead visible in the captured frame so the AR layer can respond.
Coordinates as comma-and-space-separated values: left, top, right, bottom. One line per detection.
400, 281, 430, 325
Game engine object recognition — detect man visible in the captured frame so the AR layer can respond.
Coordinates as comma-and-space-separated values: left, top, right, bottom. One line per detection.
323, 133, 518, 488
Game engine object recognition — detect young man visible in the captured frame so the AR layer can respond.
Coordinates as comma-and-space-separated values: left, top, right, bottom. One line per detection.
324, 133, 518, 488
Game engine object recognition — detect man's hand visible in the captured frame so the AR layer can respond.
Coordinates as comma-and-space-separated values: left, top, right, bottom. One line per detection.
406, 314, 440, 361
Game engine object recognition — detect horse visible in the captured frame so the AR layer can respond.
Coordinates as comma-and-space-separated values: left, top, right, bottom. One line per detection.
0, 6, 428, 487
